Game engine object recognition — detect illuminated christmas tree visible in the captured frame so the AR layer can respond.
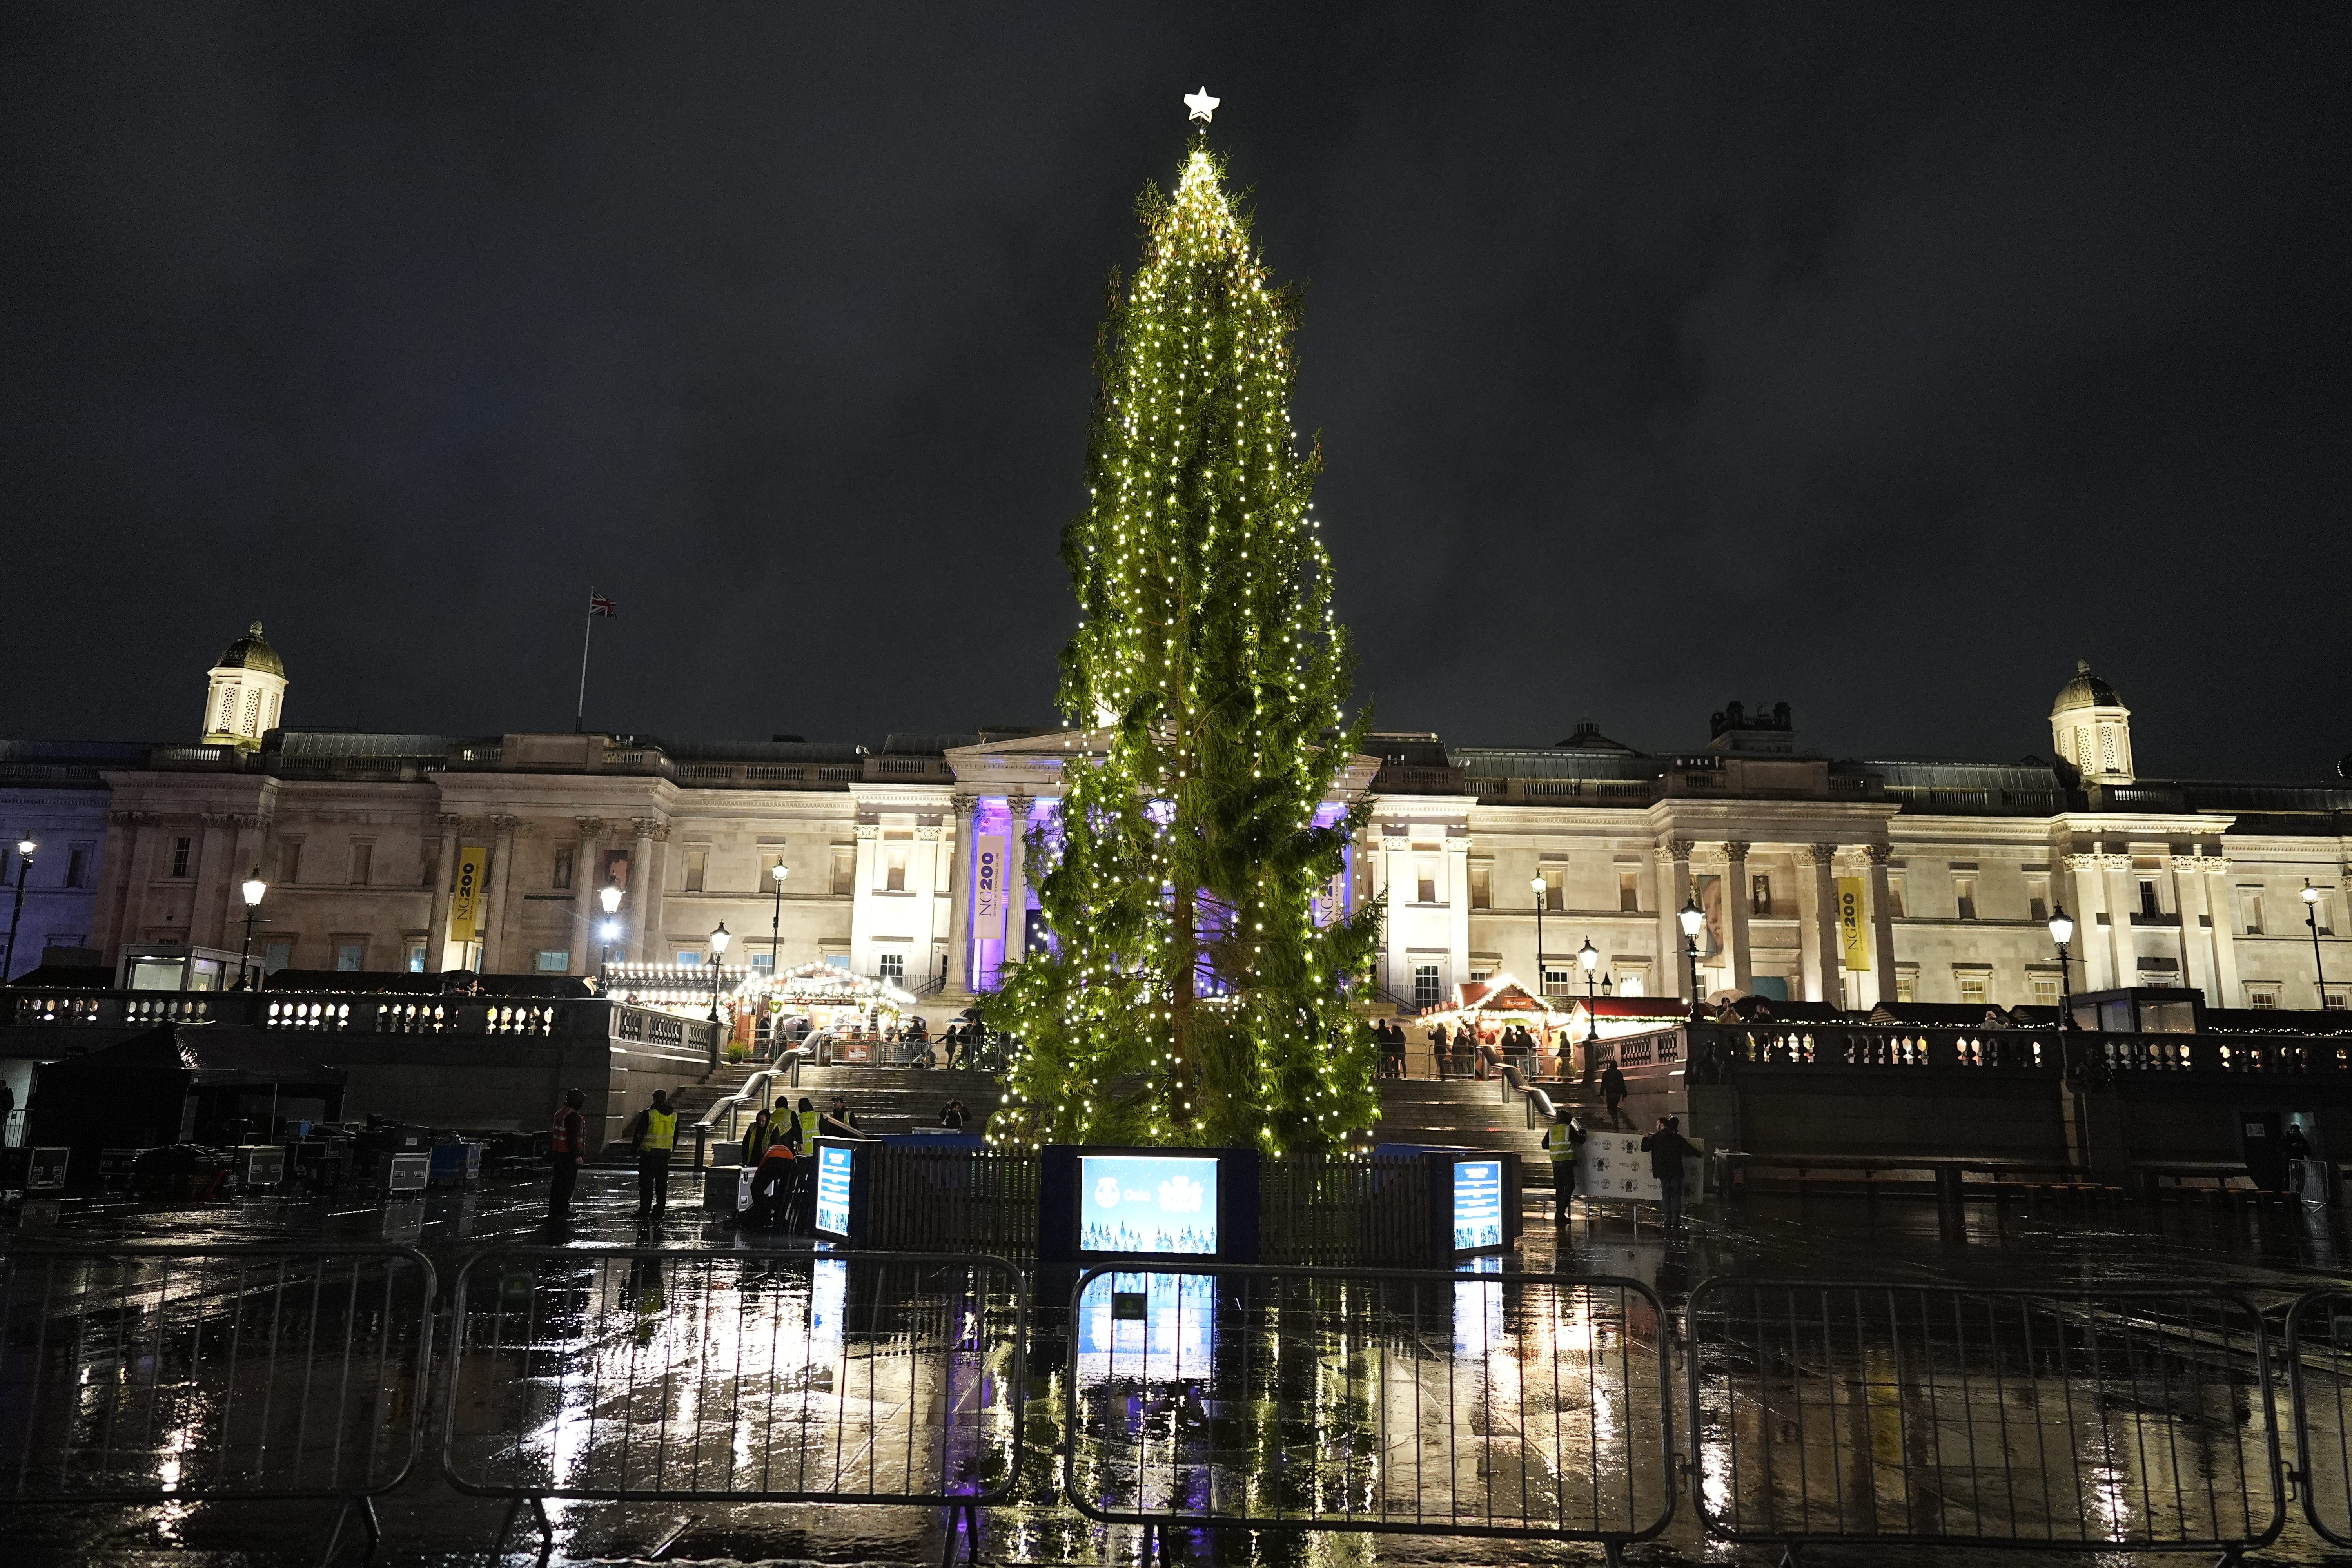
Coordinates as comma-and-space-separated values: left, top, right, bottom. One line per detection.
984, 114, 1381, 1154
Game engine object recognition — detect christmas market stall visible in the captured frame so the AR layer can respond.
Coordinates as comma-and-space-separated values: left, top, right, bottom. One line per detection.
1416, 974, 1577, 1080
756, 962, 921, 1064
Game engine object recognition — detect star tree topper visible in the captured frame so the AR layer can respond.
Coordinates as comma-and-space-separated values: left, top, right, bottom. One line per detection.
1184, 86, 1219, 124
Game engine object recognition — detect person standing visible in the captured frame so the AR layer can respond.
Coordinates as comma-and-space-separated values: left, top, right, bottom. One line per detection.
1600, 1059, 1628, 1126
626, 1089, 677, 1218
2281, 1120, 2314, 1196
1641, 1114, 1697, 1230
1544, 1115, 1586, 1227
1426, 1023, 1448, 1080
547, 1088, 588, 1224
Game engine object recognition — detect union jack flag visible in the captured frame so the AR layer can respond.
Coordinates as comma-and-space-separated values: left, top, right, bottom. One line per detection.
589, 591, 618, 618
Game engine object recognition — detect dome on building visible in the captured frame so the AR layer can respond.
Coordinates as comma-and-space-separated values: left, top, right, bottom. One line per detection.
214, 621, 285, 678
2051, 658, 2122, 716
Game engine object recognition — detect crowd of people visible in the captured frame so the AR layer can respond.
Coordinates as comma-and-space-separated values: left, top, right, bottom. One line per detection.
1368, 1017, 1565, 1080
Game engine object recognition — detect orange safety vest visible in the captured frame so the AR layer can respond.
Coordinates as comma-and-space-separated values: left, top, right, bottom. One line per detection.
551, 1106, 586, 1156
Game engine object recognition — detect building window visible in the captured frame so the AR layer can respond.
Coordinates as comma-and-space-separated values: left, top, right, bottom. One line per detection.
2241, 889, 2264, 935
1751, 874, 1772, 916
2316, 893, 2336, 936
2031, 975, 2061, 1008
2100, 728, 2120, 773
278, 840, 302, 884
831, 846, 855, 897
262, 939, 292, 973
1543, 965, 1570, 998
1953, 877, 1976, 922
1619, 871, 1641, 913
1468, 969, 1490, 984
1413, 964, 1443, 1009
2246, 985, 2279, 1009
242, 689, 262, 735
2326, 992, 2348, 1011
884, 845, 909, 892
1415, 860, 1437, 904
1956, 971, 1989, 1006
2028, 881, 2049, 924
1894, 969, 1916, 1004
406, 939, 427, 973
66, 845, 90, 889
334, 939, 367, 972
1886, 875, 1906, 919
350, 840, 373, 886
169, 837, 192, 878
684, 849, 708, 893
553, 847, 574, 891
1616, 972, 1644, 997
2138, 880, 2161, 918
751, 952, 774, 974
878, 951, 905, 984
1541, 867, 1563, 912
535, 949, 570, 973
1469, 865, 1490, 911
676, 950, 701, 966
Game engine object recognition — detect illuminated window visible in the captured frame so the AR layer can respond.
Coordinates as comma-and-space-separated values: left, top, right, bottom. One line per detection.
2247, 985, 2279, 1009
1956, 971, 1989, 1006
535, 949, 569, 972
1414, 964, 1441, 1009
2031, 975, 2060, 1008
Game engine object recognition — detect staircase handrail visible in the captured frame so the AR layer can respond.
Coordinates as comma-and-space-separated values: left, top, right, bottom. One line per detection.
688, 1065, 799, 1167
1492, 1059, 1561, 1125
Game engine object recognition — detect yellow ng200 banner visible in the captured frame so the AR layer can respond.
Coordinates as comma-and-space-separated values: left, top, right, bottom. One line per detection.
1837, 876, 1870, 971
449, 846, 490, 944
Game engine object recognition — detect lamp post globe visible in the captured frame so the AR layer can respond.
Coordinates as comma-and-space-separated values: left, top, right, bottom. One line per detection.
2, 838, 34, 988
235, 868, 267, 990
707, 920, 731, 1024
2047, 904, 2075, 1030
1677, 896, 1705, 1013
2306, 880, 2330, 1007
595, 881, 624, 976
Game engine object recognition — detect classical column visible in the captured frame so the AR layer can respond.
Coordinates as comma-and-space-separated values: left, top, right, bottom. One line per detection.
90, 809, 140, 963
2102, 855, 2137, 991
1864, 844, 1899, 1005
1003, 793, 1031, 958
1795, 844, 1840, 1003
425, 814, 461, 969
1445, 834, 1471, 992
2063, 852, 2111, 993
630, 818, 663, 961
1722, 840, 1754, 992
2202, 857, 2243, 1006
481, 814, 520, 973
1653, 839, 1692, 999
916, 822, 946, 987
944, 793, 977, 994
1383, 835, 1409, 999
2171, 854, 2213, 997
570, 817, 606, 975
117, 813, 164, 957
190, 812, 234, 948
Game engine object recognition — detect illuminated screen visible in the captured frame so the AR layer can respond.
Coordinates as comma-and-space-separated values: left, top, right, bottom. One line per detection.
1452, 1158, 1504, 1252
813, 1143, 855, 1238
1078, 1153, 1220, 1255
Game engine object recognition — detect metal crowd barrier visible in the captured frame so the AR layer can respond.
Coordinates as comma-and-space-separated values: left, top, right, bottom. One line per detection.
440, 1247, 1026, 1563
1062, 1263, 1675, 1564
1687, 1278, 2284, 1561
2285, 1288, 2352, 1548
0, 1245, 437, 1560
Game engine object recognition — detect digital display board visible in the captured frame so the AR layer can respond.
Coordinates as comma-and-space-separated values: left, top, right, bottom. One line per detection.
812, 1142, 855, 1239
1078, 1153, 1220, 1255
1452, 1157, 1504, 1252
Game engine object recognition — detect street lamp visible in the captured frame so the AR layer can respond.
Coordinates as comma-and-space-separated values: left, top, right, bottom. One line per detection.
1577, 936, 1601, 1084
237, 868, 267, 990
2305, 881, 2332, 1008
707, 920, 731, 1024
2047, 904, 2076, 1029
1529, 874, 1548, 1003
2, 838, 34, 986
1677, 896, 1706, 1016
769, 862, 789, 976
598, 881, 624, 979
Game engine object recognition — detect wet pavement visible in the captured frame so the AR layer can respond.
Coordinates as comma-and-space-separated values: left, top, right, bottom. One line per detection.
5, 1167, 2352, 1567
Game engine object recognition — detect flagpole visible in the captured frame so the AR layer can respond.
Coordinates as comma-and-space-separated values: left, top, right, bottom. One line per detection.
576, 592, 595, 733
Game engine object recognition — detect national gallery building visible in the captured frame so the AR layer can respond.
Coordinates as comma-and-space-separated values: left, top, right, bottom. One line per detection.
2, 624, 2345, 1022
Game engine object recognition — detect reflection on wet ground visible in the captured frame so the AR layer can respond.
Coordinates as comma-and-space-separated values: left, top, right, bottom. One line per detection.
7, 1170, 2352, 1565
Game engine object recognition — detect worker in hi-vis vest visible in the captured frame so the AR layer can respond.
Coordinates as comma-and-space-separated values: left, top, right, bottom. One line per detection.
626, 1089, 678, 1220
1545, 1116, 1587, 1225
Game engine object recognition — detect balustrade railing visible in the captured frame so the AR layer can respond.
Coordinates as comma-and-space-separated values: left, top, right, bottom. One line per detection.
5, 987, 714, 1054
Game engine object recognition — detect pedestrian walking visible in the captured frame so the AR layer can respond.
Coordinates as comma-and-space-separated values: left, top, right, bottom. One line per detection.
624, 1089, 678, 1218
1544, 1115, 1586, 1225
1426, 1023, 1448, 1080
1600, 1059, 1627, 1125
546, 1088, 587, 1223
1641, 1114, 1697, 1230
2281, 1120, 2313, 1195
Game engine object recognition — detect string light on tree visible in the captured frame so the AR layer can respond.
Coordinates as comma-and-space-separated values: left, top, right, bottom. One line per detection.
981, 91, 1381, 1154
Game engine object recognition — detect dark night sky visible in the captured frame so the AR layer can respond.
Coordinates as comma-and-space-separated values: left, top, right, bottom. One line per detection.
5, 4, 2347, 778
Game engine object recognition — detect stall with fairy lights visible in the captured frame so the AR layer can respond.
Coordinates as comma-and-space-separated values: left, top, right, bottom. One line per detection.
1416, 974, 1577, 1078
757, 961, 921, 1064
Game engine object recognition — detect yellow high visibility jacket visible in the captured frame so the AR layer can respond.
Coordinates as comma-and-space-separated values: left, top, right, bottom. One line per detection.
1544, 1122, 1583, 1164
642, 1108, 677, 1152
796, 1109, 820, 1149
